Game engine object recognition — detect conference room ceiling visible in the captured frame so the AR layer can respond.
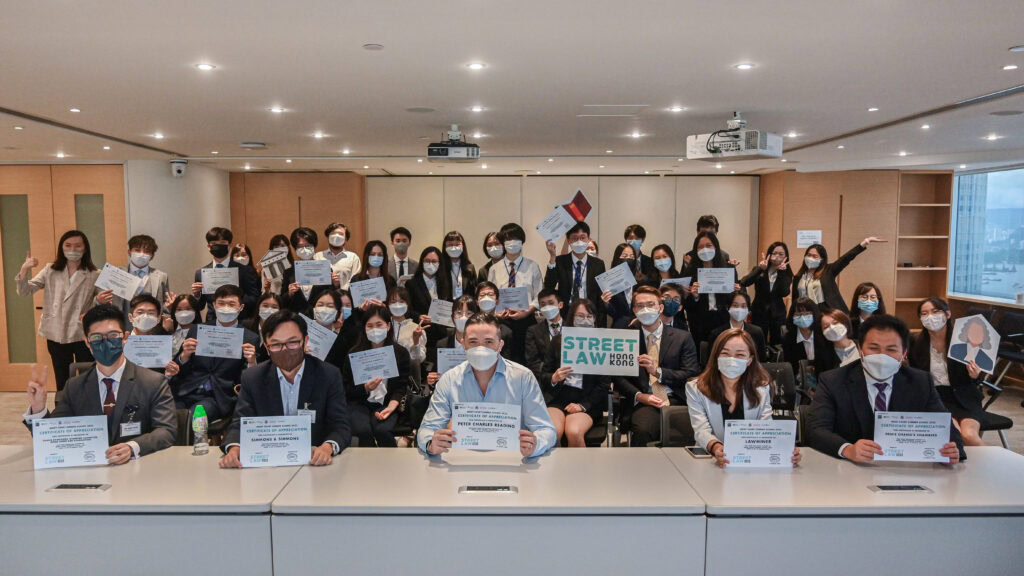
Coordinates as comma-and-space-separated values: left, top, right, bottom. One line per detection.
1, 1, 1023, 176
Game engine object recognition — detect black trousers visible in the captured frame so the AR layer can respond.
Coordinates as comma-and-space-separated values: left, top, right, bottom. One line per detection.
628, 397, 684, 447
350, 402, 398, 447
46, 339, 93, 392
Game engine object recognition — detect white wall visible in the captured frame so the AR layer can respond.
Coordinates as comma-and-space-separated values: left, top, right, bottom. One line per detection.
366, 175, 759, 274
124, 160, 231, 293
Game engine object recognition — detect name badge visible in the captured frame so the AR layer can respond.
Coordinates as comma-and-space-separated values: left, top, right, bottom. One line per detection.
120, 421, 142, 436
298, 409, 316, 424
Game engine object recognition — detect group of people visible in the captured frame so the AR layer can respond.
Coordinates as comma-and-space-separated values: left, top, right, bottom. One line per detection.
18, 212, 982, 467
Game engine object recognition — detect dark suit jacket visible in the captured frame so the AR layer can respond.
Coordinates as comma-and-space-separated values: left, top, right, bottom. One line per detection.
387, 257, 418, 281
806, 361, 965, 460
606, 288, 636, 327
790, 244, 866, 314
739, 266, 792, 332
543, 334, 609, 417
543, 254, 607, 324
782, 326, 835, 376
525, 320, 557, 388
343, 344, 411, 407
909, 332, 985, 420
447, 260, 478, 300
194, 260, 260, 323
680, 262, 735, 345
172, 324, 261, 415
709, 322, 768, 362
612, 325, 700, 402
26, 361, 177, 456
223, 356, 351, 451
279, 267, 333, 316
948, 343, 996, 374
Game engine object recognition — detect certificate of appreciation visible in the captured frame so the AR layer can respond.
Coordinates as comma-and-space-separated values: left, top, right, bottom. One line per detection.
723, 420, 797, 468
874, 411, 951, 463
452, 402, 521, 452
240, 415, 312, 468
32, 416, 109, 469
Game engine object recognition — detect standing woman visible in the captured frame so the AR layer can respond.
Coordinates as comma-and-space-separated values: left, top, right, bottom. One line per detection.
443, 231, 477, 299
739, 241, 792, 346
406, 246, 448, 347
908, 298, 985, 446
648, 244, 683, 287
819, 309, 860, 369
478, 232, 504, 283
682, 232, 735, 348
260, 234, 293, 295
351, 240, 397, 293
602, 243, 638, 327
16, 230, 100, 391
848, 281, 886, 338
231, 244, 257, 275
307, 289, 353, 372
344, 304, 410, 447
791, 236, 884, 314
167, 294, 201, 358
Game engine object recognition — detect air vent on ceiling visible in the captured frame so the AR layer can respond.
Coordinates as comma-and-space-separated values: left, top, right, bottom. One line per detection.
240, 141, 266, 149
990, 110, 1023, 116
406, 107, 435, 113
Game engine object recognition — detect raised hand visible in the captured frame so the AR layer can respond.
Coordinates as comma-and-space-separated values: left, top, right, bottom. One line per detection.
27, 364, 49, 414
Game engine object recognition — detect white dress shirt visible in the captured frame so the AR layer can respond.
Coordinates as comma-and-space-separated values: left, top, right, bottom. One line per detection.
424, 275, 438, 299
489, 255, 542, 310
450, 261, 464, 298
550, 254, 589, 300
796, 329, 815, 361
315, 249, 361, 290
929, 345, 951, 387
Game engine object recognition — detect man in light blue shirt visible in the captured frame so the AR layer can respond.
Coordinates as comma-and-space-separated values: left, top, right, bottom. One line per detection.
418, 312, 556, 458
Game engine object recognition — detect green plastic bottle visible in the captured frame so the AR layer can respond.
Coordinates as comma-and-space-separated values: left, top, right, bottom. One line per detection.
192, 405, 209, 455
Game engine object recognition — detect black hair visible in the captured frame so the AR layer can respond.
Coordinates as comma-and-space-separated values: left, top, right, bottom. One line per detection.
52, 230, 96, 272
362, 240, 392, 277
482, 231, 503, 259
261, 309, 308, 342
310, 288, 343, 312
390, 226, 412, 241
498, 222, 526, 243
324, 222, 350, 240
850, 282, 887, 316
349, 303, 395, 352
917, 297, 949, 317
858, 313, 910, 351
205, 227, 233, 243
129, 293, 161, 313
538, 287, 561, 302
797, 243, 830, 279
623, 224, 647, 240
213, 284, 244, 302
567, 298, 596, 326
611, 243, 636, 268
269, 234, 294, 263
465, 311, 502, 334
169, 294, 201, 327
443, 231, 473, 268
696, 214, 720, 232
128, 234, 158, 254
82, 303, 127, 334
453, 294, 480, 318
476, 281, 498, 298
790, 296, 822, 326
230, 244, 255, 270
650, 243, 678, 275
567, 221, 590, 237
690, 231, 727, 268
387, 285, 411, 305
729, 290, 751, 308
290, 226, 318, 249
246, 292, 283, 332
765, 241, 790, 264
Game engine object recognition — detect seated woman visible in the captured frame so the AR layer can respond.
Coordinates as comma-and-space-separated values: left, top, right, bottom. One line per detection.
602, 242, 638, 327
908, 297, 986, 446
166, 294, 200, 358
848, 281, 886, 338
245, 292, 283, 363
307, 289, 357, 373
820, 308, 860, 369
708, 290, 768, 363
426, 295, 480, 388
385, 285, 426, 389
343, 303, 410, 447
686, 328, 801, 468
782, 297, 833, 392
542, 298, 609, 447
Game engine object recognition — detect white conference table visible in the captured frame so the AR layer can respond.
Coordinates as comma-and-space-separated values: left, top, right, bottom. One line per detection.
663, 446, 1024, 576
271, 447, 707, 576
0, 445, 300, 576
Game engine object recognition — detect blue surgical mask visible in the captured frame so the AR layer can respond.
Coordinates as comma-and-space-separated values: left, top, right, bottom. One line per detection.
858, 299, 879, 314
793, 314, 814, 329
368, 255, 384, 268
662, 299, 681, 317
628, 239, 643, 253
341, 307, 353, 320
654, 258, 672, 272
90, 337, 124, 367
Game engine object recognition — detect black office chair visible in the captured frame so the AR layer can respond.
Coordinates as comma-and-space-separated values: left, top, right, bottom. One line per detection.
763, 362, 809, 444
986, 311, 1024, 402
174, 409, 192, 446
699, 341, 710, 369
980, 411, 1013, 449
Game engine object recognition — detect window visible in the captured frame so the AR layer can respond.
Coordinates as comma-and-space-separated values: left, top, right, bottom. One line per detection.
950, 167, 1024, 304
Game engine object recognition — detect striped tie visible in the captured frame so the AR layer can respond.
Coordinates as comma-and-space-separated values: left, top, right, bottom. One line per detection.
507, 261, 517, 287
572, 260, 583, 299
873, 382, 888, 412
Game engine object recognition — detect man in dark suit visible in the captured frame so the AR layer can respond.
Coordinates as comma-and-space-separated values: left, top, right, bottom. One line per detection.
220, 310, 351, 467
623, 224, 656, 281
807, 314, 965, 464
174, 284, 260, 423
190, 226, 260, 323
525, 289, 563, 392
24, 304, 177, 463
612, 286, 701, 446
543, 221, 607, 326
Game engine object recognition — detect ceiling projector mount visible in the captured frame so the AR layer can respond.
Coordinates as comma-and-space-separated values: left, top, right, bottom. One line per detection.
427, 124, 481, 163
686, 111, 782, 161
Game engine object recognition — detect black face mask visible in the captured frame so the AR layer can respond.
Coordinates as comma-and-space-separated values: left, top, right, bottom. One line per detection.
269, 347, 304, 372
210, 244, 229, 259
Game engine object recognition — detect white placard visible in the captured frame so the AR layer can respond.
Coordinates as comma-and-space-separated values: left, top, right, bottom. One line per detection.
349, 277, 388, 307
32, 416, 109, 469
94, 263, 143, 301
348, 345, 400, 385
536, 204, 578, 243
496, 286, 530, 312
240, 415, 312, 468
123, 335, 173, 369
796, 230, 823, 248
697, 268, 735, 294
660, 276, 692, 291
874, 411, 951, 463
559, 326, 639, 376
723, 419, 797, 468
428, 299, 454, 327
436, 348, 467, 374
947, 314, 1000, 375
201, 266, 240, 295
300, 314, 338, 361
595, 262, 637, 296
196, 324, 244, 359
294, 260, 333, 286
452, 402, 521, 452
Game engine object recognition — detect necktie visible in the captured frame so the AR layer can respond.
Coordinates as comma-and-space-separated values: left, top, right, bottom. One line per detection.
102, 377, 116, 430
507, 261, 517, 287
573, 260, 584, 299
551, 323, 561, 336
398, 259, 405, 277
873, 382, 888, 412
647, 334, 668, 403
135, 269, 147, 278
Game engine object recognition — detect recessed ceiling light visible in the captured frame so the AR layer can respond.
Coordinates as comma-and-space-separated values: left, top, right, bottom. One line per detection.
606, 150, 613, 154
211, 151, 218, 154
102, 145, 110, 150
1011, 45, 1024, 52
471, 105, 484, 112
730, 170, 736, 174
599, 165, 605, 168
417, 158, 423, 163
152, 132, 164, 139
547, 158, 554, 162
195, 63, 216, 71
363, 165, 370, 169
867, 107, 879, 112
985, 134, 1002, 141
362, 43, 384, 51
921, 124, 930, 130
780, 158, 788, 163
285, 159, 292, 163
677, 158, 684, 162
466, 62, 487, 70
644, 171, 650, 174
536, 171, 541, 175
1003, 64, 1019, 71
244, 163, 251, 170
715, 163, 723, 169
481, 164, 488, 169
13, 126, 23, 130
69, 108, 80, 113
959, 164, 967, 169
786, 131, 798, 138
56, 152, 66, 158
428, 172, 433, 175
898, 151, 908, 156
631, 131, 641, 138
734, 63, 755, 70
342, 148, 350, 155
313, 132, 325, 139
268, 107, 286, 114
836, 145, 845, 149
472, 132, 482, 139
669, 106, 685, 112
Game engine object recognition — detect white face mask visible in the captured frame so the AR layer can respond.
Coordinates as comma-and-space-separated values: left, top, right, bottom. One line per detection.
921, 312, 947, 332
861, 352, 902, 381
130, 251, 151, 268
574, 316, 595, 328
366, 327, 388, 344
478, 296, 497, 312
445, 245, 463, 258
175, 310, 196, 325
503, 240, 523, 255
654, 257, 672, 272
233, 256, 250, 266
697, 247, 716, 262
466, 345, 499, 370
368, 255, 384, 268
540, 304, 560, 320
63, 249, 83, 262
454, 316, 469, 333
486, 245, 504, 259
258, 306, 278, 321
328, 233, 346, 248
804, 256, 821, 269
131, 314, 158, 332
422, 261, 439, 276
570, 241, 589, 255
717, 356, 749, 379
296, 246, 315, 260
215, 307, 239, 323
636, 307, 660, 326
388, 302, 408, 317
586, 249, 598, 257
314, 306, 338, 325
823, 323, 848, 342
729, 307, 748, 323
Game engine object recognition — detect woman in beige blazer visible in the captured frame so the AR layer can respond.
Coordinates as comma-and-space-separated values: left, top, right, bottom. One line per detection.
16, 230, 100, 391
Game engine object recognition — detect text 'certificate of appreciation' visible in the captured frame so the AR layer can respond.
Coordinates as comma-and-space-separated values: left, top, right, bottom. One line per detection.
436, 348, 467, 374
723, 420, 797, 468
123, 335, 173, 369
452, 402, 521, 452
348, 345, 399, 384
33, 416, 109, 469
300, 314, 338, 361
240, 415, 311, 468
94, 263, 143, 301
201, 266, 239, 295
349, 277, 388, 307
595, 261, 637, 296
196, 324, 244, 359
874, 411, 951, 463
697, 268, 735, 294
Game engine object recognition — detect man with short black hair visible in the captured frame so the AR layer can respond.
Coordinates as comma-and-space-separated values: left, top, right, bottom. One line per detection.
95, 234, 172, 321
488, 223, 542, 363
807, 314, 964, 464
544, 221, 606, 325
388, 226, 418, 281
525, 289, 563, 389
316, 221, 361, 290
191, 227, 260, 323
23, 304, 177, 463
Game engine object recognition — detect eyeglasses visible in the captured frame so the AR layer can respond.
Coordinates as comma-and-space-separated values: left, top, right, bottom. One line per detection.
266, 340, 303, 353
87, 331, 124, 343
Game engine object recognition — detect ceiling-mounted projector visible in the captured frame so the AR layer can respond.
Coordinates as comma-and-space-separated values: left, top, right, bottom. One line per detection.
427, 124, 480, 163
685, 112, 782, 161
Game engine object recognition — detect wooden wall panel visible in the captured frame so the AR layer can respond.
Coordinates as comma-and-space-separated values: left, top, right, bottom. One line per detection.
781, 172, 842, 259
50, 164, 127, 267
758, 172, 785, 256
836, 170, 899, 307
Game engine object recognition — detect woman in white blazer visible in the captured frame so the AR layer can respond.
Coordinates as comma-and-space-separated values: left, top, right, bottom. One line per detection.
15, 230, 101, 391
686, 327, 801, 467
